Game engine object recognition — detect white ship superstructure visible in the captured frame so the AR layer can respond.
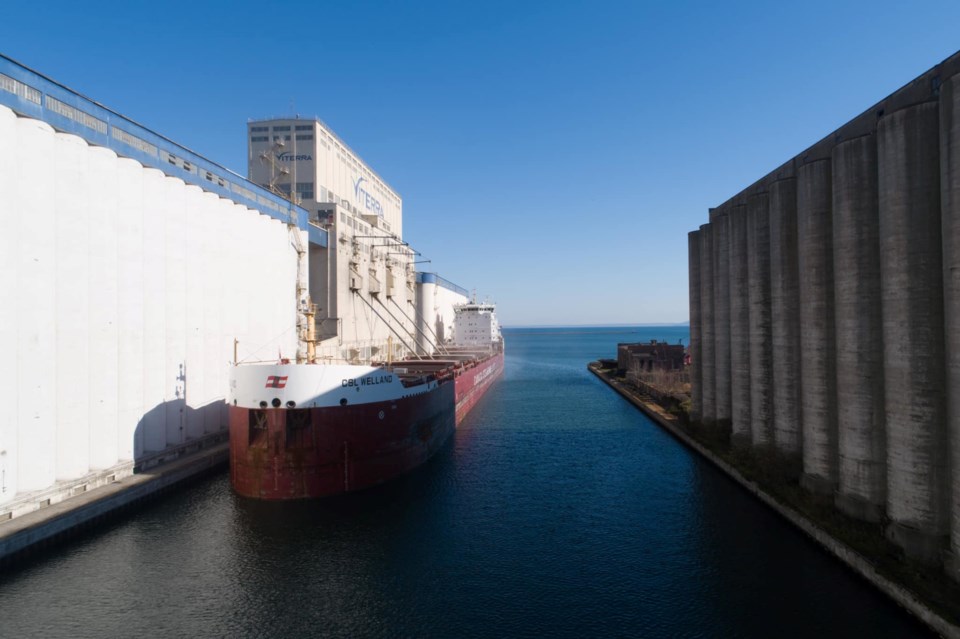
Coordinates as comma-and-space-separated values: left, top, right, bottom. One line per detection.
452, 302, 502, 349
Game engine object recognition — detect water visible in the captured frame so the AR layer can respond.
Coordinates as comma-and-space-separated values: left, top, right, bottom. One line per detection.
0, 327, 932, 637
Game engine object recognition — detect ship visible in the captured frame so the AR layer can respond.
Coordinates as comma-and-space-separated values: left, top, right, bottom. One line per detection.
227, 301, 504, 498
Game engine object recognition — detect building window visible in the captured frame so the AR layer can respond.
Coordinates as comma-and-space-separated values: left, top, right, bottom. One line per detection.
295, 124, 313, 131
272, 125, 291, 131
251, 136, 268, 142
296, 182, 314, 200
296, 134, 313, 141
251, 126, 269, 132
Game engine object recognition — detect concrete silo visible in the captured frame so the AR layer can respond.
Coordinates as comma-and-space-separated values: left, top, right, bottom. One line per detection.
833, 134, 886, 522
769, 178, 802, 465
688, 230, 702, 422
879, 102, 947, 562
797, 159, 838, 495
713, 213, 732, 426
747, 193, 773, 448
728, 204, 752, 445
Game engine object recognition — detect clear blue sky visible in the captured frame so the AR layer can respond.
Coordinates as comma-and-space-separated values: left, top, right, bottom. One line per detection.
3, 1, 959, 326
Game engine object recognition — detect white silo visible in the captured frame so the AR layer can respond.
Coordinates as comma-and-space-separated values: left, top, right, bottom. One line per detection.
0, 105, 19, 503
164, 177, 187, 447
54, 132, 90, 480
267, 216, 293, 359
87, 146, 120, 470
215, 197, 237, 428
183, 185, 205, 440
416, 276, 437, 355
141, 168, 167, 453
116, 157, 145, 462
16, 116, 57, 491
200, 192, 223, 434
233, 204, 257, 363
252, 211, 272, 361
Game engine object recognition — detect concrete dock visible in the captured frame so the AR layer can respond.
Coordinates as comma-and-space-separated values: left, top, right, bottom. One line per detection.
0, 441, 228, 567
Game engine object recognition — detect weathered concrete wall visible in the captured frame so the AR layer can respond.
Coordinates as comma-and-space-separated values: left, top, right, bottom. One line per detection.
699, 224, 716, 424
713, 213, 732, 425
688, 230, 702, 423
833, 134, 886, 523
879, 102, 948, 563
688, 49, 960, 580
943, 73, 960, 580
768, 178, 801, 464
728, 205, 751, 445
797, 159, 838, 495
747, 193, 773, 448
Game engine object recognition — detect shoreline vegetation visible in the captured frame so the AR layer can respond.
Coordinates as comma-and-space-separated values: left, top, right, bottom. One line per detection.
589, 360, 960, 638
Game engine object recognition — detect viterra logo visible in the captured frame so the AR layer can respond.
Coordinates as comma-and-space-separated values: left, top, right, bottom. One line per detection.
353, 176, 384, 216
275, 152, 312, 162
265, 376, 288, 389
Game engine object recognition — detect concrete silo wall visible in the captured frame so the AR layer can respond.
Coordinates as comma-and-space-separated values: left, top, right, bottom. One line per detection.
797, 159, 838, 495
699, 224, 716, 424
768, 178, 801, 463
688, 231, 702, 422
688, 50, 960, 579
944, 73, 960, 580
747, 194, 773, 447
832, 134, 886, 522
713, 214, 732, 425
728, 205, 751, 444
878, 102, 948, 563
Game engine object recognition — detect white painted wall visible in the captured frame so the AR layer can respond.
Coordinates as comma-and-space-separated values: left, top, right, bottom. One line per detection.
0, 106, 19, 503
54, 133, 90, 479
88, 146, 120, 470
116, 157, 144, 462
16, 116, 57, 492
417, 277, 469, 353
0, 113, 301, 502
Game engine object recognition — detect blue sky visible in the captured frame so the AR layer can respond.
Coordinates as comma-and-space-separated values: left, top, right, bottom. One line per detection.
2, 1, 959, 326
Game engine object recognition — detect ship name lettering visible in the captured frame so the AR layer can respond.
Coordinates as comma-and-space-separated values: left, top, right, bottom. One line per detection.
342, 375, 393, 388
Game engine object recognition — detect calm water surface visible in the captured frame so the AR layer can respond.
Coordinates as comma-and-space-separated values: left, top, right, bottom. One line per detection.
0, 327, 932, 637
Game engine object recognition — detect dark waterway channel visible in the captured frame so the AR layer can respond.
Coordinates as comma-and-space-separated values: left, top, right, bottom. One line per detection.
0, 327, 932, 637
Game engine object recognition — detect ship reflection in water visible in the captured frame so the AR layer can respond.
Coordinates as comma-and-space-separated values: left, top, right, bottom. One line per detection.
0, 328, 933, 638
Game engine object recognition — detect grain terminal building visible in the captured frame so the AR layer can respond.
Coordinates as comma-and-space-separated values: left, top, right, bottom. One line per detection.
0, 55, 469, 525
246, 118, 468, 363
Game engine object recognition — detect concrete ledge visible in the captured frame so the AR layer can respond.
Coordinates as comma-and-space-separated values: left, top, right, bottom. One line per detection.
0, 431, 229, 523
0, 443, 228, 567
886, 520, 949, 566
588, 363, 960, 639
836, 492, 885, 524
800, 472, 837, 497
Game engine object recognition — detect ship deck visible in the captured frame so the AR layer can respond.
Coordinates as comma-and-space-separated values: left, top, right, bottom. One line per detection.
374, 348, 501, 385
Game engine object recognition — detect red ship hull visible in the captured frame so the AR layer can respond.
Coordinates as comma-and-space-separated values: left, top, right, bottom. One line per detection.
229, 352, 503, 499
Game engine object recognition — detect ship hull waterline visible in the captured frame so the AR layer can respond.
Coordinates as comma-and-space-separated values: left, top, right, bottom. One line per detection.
229, 352, 503, 499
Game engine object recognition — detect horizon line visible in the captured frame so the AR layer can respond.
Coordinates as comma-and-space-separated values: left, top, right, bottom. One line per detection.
502, 322, 690, 329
